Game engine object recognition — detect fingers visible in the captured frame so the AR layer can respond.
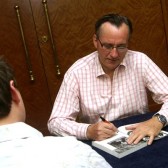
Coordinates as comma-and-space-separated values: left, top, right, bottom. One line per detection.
96, 122, 117, 140
103, 121, 118, 132
127, 132, 155, 145
126, 121, 156, 145
147, 135, 155, 145
127, 131, 143, 144
87, 122, 117, 141
125, 123, 138, 130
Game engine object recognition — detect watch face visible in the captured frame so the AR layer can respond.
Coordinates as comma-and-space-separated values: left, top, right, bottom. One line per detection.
158, 115, 167, 126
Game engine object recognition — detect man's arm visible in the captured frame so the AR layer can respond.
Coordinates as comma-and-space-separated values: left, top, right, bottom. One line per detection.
127, 55, 168, 145
48, 72, 90, 139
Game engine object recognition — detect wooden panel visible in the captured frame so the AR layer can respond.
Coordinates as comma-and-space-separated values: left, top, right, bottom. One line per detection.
161, 0, 168, 50
1, 0, 166, 134
0, 0, 52, 135
29, 0, 62, 104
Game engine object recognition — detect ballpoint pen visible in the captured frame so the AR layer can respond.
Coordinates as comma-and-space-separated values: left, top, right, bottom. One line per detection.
99, 115, 111, 124
100, 115, 119, 133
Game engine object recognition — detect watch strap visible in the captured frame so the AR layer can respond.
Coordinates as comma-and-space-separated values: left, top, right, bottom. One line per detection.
154, 114, 167, 127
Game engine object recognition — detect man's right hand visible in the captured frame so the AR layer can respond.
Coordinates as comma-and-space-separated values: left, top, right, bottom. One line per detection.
86, 121, 117, 141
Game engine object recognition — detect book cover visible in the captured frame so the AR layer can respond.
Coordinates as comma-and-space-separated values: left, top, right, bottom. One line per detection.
92, 124, 168, 158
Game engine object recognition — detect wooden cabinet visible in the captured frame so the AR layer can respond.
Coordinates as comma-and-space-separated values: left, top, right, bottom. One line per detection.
0, 0, 168, 134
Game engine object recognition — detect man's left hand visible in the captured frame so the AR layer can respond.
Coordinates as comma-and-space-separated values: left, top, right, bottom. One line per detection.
126, 117, 163, 145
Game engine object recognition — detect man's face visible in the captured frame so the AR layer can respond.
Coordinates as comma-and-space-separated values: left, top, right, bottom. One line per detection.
93, 22, 129, 76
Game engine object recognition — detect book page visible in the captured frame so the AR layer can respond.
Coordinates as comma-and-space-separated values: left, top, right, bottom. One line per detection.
118, 124, 134, 136
92, 132, 147, 158
107, 135, 146, 155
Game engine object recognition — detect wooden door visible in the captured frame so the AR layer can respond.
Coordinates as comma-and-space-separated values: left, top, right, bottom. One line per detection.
0, 0, 52, 135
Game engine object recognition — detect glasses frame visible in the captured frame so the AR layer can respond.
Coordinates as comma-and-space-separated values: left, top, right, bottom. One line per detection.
97, 37, 128, 53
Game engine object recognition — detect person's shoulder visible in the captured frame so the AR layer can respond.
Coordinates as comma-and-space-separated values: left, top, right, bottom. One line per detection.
0, 122, 43, 143
126, 50, 151, 62
5, 122, 43, 137
17, 122, 43, 137
124, 50, 155, 71
127, 50, 148, 58
67, 51, 98, 73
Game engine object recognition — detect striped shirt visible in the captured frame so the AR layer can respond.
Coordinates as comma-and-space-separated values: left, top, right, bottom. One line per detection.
48, 50, 168, 140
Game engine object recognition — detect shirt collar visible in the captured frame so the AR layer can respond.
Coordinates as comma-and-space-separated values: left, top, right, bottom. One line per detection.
94, 51, 128, 77
120, 51, 129, 67
94, 53, 106, 77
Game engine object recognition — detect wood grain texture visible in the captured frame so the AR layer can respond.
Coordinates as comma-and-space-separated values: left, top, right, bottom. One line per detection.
0, 0, 168, 134
0, 0, 52, 135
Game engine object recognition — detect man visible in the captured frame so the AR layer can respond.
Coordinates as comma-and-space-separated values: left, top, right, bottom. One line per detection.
0, 57, 111, 168
48, 13, 168, 145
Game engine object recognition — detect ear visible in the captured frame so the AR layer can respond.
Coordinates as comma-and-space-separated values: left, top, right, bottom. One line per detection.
93, 34, 98, 49
10, 80, 20, 104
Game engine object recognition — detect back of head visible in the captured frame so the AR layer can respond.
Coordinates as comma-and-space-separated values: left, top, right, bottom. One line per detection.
95, 13, 133, 38
0, 57, 17, 117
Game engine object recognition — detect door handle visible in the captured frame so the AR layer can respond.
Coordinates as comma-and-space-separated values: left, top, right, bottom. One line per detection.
14, 5, 35, 81
42, 0, 61, 76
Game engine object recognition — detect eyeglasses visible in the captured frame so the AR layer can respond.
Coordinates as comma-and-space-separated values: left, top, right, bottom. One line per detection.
97, 38, 127, 53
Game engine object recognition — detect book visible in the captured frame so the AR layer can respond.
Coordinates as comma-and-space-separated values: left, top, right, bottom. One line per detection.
92, 124, 168, 158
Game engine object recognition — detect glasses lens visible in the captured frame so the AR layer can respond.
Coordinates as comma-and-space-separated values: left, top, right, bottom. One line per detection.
98, 38, 127, 52
117, 46, 127, 52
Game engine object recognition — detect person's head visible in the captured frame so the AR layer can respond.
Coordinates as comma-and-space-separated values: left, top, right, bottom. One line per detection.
0, 57, 25, 125
93, 13, 133, 77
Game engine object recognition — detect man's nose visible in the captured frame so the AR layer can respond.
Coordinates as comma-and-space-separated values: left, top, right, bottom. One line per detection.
109, 48, 119, 58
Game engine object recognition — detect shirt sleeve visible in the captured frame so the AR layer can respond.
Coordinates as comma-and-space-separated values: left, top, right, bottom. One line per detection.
144, 56, 168, 124
48, 71, 90, 139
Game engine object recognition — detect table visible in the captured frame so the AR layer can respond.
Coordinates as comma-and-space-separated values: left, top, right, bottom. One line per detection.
82, 112, 168, 168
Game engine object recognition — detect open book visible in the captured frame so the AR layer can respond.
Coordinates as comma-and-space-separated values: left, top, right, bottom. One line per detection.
92, 124, 168, 158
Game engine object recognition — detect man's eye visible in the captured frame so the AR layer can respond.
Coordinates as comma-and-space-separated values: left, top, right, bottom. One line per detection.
103, 44, 112, 49
118, 46, 126, 49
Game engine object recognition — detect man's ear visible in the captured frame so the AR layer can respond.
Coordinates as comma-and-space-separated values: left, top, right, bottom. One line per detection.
93, 34, 98, 49
10, 80, 20, 103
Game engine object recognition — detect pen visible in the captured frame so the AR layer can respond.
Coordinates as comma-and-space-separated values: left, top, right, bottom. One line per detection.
100, 116, 110, 124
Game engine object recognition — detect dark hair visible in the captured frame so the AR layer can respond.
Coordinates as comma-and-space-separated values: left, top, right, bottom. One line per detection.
0, 57, 17, 117
95, 13, 133, 38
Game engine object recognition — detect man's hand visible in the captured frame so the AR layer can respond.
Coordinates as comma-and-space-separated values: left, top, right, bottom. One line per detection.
86, 121, 117, 141
126, 117, 163, 145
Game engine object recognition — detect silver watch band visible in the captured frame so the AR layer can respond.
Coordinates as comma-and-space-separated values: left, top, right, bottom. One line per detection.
153, 113, 167, 127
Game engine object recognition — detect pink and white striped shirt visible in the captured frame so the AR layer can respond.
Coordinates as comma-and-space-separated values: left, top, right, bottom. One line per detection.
48, 50, 168, 139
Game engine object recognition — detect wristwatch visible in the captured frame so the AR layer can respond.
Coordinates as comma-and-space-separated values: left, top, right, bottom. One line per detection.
154, 114, 167, 127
